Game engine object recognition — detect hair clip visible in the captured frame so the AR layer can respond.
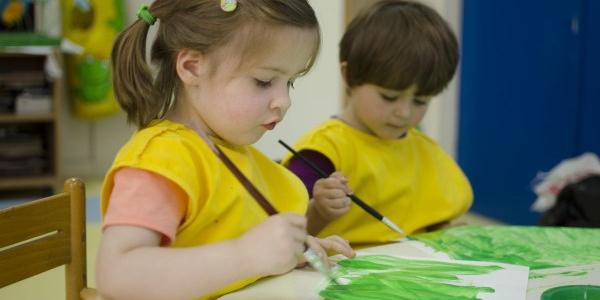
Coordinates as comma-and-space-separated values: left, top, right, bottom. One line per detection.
221, 0, 237, 12
137, 5, 157, 25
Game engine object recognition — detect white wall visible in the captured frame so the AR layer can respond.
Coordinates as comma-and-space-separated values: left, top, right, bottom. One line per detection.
60, 0, 460, 178
418, 0, 462, 158
254, 0, 343, 158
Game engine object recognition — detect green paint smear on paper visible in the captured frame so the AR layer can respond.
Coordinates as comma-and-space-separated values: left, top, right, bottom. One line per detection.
320, 255, 499, 300
412, 226, 600, 270
529, 270, 589, 280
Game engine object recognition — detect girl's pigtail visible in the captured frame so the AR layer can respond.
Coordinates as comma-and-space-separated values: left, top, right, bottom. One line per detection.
111, 16, 160, 128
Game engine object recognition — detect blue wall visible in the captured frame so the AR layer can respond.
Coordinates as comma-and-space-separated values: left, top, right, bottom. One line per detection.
458, 0, 599, 224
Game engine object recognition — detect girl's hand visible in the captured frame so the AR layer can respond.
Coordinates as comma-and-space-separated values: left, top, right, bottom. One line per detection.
238, 213, 307, 276
312, 172, 353, 221
300, 235, 355, 267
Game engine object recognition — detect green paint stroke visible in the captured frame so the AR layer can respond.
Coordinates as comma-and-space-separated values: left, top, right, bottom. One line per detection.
529, 270, 589, 280
320, 255, 500, 300
412, 226, 600, 270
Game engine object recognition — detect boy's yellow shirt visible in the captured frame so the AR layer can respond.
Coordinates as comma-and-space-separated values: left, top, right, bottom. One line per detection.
283, 118, 473, 244
102, 119, 308, 299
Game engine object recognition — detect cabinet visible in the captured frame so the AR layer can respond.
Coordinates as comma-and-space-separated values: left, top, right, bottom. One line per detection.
0, 49, 62, 196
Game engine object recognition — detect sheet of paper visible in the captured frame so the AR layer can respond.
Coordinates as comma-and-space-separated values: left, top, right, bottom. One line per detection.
220, 241, 529, 300
320, 254, 528, 300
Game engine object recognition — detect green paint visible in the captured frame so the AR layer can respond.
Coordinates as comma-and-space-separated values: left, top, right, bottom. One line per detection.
320, 255, 500, 300
412, 226, 600, 270
541, 285, 600, 300
529, 270, 589, 280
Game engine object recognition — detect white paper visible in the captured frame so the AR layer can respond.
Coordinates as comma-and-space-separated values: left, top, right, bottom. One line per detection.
527, 264, 600, 300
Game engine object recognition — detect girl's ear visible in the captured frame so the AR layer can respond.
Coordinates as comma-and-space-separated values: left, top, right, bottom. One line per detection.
176, 49, 208, 86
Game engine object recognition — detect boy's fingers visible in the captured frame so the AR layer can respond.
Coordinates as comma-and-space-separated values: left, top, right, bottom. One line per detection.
331, 172, 348, 184
327, 173, 353, 195
343, 185, 353, 195
327, 197, 351, 209
319, 189, 347, 200
320, 178, 347, 189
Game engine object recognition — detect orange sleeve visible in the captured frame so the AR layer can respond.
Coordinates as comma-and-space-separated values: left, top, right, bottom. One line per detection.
103, 167, 188, 246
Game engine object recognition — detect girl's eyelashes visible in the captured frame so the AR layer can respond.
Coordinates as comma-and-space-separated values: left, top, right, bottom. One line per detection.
255, 79, 272, 88
254, 78, 296, 89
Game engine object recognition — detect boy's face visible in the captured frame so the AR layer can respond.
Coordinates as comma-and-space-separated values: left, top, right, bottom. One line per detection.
176, 27, 317, 145
341, 84, 431, 140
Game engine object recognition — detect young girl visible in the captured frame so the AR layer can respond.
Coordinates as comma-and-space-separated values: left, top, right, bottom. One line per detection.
96, 1, 354, 299
284, 0, 473, 244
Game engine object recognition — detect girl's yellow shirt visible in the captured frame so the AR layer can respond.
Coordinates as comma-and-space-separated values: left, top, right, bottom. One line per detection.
102, 119, 308, 299
283, 119, 473, 244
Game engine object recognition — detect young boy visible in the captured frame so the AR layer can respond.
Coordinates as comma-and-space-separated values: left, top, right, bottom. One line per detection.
284, 0, 473, 244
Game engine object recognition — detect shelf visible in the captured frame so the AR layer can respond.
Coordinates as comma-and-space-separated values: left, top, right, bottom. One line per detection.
0, 33, 61, 48
0, 175, 57, 189
0, 51, 61, 194
0, 114, 54, 123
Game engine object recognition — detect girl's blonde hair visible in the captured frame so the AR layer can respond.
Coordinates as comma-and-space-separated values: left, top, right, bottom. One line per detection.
112, 0, 320, 128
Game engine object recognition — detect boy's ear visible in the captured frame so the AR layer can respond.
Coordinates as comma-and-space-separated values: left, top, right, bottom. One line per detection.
176, 49, 208, 86
340, 61, 349, 85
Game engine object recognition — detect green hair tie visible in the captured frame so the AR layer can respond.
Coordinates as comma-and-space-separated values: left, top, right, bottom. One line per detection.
137, 5, 156, 26
221, 0, 237, 12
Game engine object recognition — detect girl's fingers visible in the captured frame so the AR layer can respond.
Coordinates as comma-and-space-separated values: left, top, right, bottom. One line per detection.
319, 236, 355, 258
281, 213, 307, 229
305, 236, 328, 265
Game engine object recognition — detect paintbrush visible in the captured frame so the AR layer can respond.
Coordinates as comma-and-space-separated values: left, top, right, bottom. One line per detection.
196, 131, 346, 285
278, 139, 406, 236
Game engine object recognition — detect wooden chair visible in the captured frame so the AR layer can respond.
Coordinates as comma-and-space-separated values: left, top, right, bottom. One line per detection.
0, 178, 97, 300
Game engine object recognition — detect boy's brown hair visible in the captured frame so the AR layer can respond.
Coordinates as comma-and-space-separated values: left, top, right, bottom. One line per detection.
112, 0, 320, 128
340, 0, 458, 96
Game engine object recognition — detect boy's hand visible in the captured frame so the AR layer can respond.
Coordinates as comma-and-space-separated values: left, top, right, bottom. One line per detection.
300, 235, 355, 268
312, 172, 353, 221
239, 213, 307, 276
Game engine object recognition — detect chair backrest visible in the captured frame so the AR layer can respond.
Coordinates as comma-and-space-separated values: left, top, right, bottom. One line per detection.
0, 178, 87, 300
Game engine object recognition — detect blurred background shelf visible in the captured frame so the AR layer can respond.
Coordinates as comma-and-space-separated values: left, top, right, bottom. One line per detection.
0, 175, 57, 189
0, 49, 62, 198
0, 113, 53, 122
